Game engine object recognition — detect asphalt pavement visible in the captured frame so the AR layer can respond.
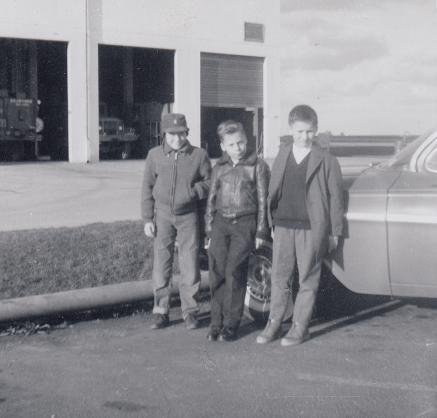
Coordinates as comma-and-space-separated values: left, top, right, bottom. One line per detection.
1, 292, 436, 418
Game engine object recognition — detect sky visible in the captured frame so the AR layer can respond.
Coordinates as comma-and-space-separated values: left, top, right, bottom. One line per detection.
280, 0, 437, 135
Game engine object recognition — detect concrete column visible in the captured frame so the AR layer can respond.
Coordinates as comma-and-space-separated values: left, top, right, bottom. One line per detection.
174, 47, 201, 147
263, 50, 281, 159
67, 38, 89, 162
85, 0, 101, 163
67, 0, 101, 163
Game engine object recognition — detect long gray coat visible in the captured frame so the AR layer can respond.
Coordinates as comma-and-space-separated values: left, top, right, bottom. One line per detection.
268, 139, 345, 258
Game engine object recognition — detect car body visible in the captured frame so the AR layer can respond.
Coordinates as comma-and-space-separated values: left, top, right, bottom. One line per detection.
245, 129, 437, 320
330, 128, 437, 298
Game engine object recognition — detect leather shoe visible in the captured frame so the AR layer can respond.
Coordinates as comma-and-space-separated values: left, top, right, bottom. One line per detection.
280, 323, 310, 347
256, 319, 281, 344
150, 313, 169, 330
184, 313, 199, 330
206, 328, 221, 341
218, 327, 237, 342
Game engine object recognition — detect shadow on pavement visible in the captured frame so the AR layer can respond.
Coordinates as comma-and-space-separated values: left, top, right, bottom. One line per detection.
6, 271, 434, 339
297, 266, 411, 341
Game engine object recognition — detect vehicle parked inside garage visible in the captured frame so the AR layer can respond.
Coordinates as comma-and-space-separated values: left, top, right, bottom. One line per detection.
245, 129, 437, 320
99, 116, 138, 160
0, 89, 42, 161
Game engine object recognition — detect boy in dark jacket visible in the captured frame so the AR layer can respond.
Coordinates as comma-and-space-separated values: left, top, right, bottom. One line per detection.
205, 120, 270, 341
141, 113, 211, 330
256, 105, 344, 346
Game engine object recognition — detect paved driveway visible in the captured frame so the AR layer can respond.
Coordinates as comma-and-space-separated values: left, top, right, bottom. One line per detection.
1, 293, 436, 418
0, 157, 374, 232
0, 161, 144, 231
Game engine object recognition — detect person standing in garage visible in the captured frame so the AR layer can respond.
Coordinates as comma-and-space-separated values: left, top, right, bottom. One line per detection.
142, 113, 211, 330
257, 105, 344, 346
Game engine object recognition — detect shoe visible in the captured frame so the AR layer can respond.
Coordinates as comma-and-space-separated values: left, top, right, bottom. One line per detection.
256, 319, 281, 344
150, 313, 169, 330
206, 328, 221, 341
184, 313, 199, 330
218, 327, 237, 342
280, 323, 310, 347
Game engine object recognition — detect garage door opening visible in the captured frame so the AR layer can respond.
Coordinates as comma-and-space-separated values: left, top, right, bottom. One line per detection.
201, 53, 264, 159
0, 38, 68, 162
98, 45, 174, 160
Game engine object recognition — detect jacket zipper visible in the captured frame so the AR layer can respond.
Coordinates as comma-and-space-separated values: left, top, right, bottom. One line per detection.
170, 151, 178, 214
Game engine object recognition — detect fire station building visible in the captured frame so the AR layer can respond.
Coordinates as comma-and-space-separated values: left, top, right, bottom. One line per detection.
0, 0, 280, 162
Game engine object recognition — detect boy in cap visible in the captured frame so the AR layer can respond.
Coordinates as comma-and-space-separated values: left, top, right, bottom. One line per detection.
142, 113, 211, 330
256, 105, 344, 346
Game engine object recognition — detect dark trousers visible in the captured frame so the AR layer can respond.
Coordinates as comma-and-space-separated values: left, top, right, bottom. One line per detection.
208, 214, 256, 330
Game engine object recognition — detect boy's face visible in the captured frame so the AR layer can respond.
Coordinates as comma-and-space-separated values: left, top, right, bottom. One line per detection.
220, 132, 247, 162
290, 120, 317, 148
165, 131, 188, 151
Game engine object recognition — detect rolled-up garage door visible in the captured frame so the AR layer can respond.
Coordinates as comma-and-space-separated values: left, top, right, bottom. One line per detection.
201, 53, 263, 108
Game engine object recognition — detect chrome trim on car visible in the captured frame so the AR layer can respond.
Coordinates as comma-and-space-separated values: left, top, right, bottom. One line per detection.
410, 130, 437, 172
346, 212, 386, 222
387, 214, 437, 224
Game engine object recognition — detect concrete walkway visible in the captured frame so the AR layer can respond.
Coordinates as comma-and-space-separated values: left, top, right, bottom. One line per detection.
0, 160, 145, 231
0, 156, 376, 232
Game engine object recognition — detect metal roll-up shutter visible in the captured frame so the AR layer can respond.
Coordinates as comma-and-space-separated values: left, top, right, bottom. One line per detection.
201, 53, 263, 108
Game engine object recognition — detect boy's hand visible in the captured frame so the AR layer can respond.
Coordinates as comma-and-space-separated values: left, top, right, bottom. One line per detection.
204, 238, 211, 250
328, 235, 339, 253
144, 222, 155, 238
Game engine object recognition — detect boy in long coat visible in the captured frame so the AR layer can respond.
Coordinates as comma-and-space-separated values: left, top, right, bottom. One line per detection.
257, 105, 344, 346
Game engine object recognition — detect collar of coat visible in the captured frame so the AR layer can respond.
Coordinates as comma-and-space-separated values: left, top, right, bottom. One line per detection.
278, 135, 326, 183
216, 150, 258, 167
162, 139, 193, 155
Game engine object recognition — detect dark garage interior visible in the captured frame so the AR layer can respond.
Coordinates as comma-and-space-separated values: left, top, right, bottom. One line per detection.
0, 37, 68, 161
98, 45, 174, 159
37, 41, 68, 159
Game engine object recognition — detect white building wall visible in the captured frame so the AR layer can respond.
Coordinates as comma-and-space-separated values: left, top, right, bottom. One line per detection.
0, 0, 280, 161
0, 0, 91, 162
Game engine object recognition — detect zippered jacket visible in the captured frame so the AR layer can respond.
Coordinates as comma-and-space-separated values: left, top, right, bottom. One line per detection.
141, 140, 211, 222
205, 151, 270, 241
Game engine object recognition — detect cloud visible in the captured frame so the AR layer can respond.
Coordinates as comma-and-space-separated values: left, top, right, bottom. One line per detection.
282, 52, 437, 104
280, 13, 389, 71
279, 0, 437, 135
281, 0, 429, 13
281, 0, 375, 13
282, 36, 388, 71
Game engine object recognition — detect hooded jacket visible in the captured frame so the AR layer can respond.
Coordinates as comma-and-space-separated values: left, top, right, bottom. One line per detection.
205, 151, 270, 241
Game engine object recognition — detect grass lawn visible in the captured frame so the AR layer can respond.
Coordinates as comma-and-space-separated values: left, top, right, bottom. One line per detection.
0, 221, 155, 299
